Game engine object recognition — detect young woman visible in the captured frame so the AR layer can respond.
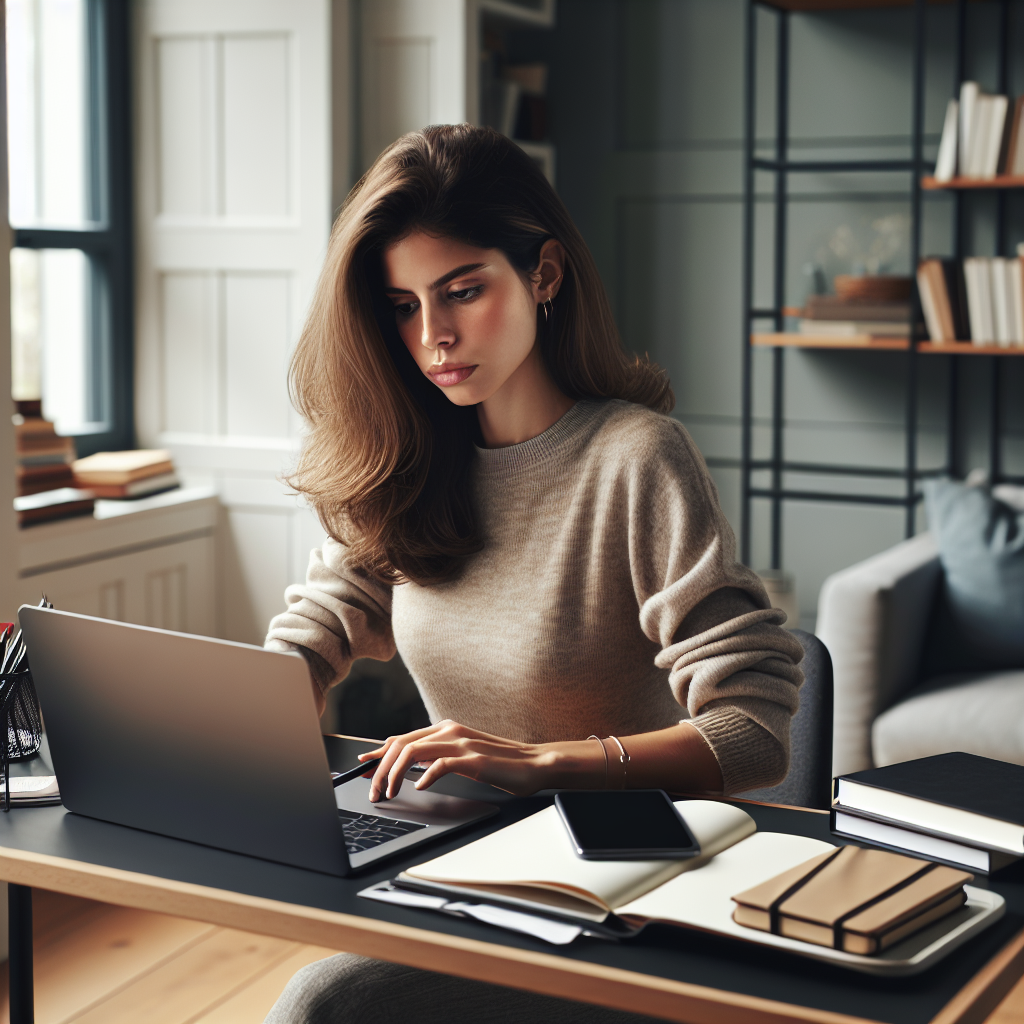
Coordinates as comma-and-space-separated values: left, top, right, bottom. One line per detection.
264, 124, 802, 1024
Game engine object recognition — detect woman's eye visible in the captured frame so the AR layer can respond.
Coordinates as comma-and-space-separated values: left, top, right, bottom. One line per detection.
393, 301, 419, 316
448, 285, 483, 302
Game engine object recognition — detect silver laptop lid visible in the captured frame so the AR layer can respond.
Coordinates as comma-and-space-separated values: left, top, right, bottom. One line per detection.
18, 607, 350, 876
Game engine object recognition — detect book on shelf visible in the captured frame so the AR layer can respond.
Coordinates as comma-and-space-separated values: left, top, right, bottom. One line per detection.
72, 449, 175, 487
803, 295, 911, 323
832, 753, 1024, 873
918, 256, 1023, 346
798, 320, 910, 338
1007, 96, 1024, 176
12, 411, 77, 502
85, 472, 181, 500
14, 487, 95, 526
933, 82, 1022, 180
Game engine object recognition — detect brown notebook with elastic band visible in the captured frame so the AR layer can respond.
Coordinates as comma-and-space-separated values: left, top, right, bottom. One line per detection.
731, 846, 972, 954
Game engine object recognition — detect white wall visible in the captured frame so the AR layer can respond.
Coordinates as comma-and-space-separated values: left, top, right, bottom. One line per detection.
134, 0, 338, 644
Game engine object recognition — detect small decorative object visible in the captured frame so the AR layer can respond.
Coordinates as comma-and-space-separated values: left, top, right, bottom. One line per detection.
0, 596, 51, 811
833, 275, 912, 304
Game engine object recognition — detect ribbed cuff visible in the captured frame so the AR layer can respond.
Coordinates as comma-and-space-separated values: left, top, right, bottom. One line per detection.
688, 706, 787, 794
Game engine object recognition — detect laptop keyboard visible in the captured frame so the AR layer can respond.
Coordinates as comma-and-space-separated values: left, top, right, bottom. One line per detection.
338, 809, 427, 854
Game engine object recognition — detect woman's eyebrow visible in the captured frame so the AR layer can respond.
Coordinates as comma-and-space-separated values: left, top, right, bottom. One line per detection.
383, 262, 487, 295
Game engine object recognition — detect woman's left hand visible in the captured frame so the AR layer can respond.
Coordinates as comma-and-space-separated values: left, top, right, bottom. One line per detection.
357, 720, 598, 802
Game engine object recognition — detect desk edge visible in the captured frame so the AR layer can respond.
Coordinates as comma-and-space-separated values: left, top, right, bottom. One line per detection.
0, 842, 891, 1024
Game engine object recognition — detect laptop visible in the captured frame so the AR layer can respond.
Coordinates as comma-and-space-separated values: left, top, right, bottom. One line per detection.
17, 607, 497, 876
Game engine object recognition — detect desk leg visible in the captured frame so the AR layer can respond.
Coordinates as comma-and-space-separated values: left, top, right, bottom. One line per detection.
8, 883, 33, 1024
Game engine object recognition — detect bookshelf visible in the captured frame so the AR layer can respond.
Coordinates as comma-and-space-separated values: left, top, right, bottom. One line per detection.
740, 0, 1022, 572
469, 0, 556, 183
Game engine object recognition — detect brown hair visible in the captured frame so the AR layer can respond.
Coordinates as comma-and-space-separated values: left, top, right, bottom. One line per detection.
289, 124, 673, 586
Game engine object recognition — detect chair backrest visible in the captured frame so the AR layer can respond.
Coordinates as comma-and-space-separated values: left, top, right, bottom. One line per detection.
737, 629, 834, 810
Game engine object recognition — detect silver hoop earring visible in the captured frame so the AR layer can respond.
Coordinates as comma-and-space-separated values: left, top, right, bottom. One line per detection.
543, 298, 553, 323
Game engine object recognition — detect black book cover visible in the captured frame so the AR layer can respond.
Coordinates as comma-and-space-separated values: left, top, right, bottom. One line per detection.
941, 259, 970, 340
838, 753, 1024, 827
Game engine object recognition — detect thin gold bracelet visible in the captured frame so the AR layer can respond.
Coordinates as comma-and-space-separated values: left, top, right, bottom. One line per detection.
587, 734, 608, 788
608, 735, 630, 788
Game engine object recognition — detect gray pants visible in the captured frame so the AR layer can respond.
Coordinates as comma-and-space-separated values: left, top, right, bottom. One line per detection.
265, 953, 665, 1024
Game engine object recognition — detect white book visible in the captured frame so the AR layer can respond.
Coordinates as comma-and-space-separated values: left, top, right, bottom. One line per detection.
1009, 258, 1024, 346
963, 259, 989, 343
959, 82, 980, 176
982, 95, 1009, 178
976, 259, 995, 343
934, 99, 959, 181
991, 258, 1012, 346
966, 96, 993, 177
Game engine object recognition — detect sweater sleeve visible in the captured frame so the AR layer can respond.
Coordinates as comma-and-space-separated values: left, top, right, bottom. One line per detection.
628, 420, 804, 793
264, 537, 397, 695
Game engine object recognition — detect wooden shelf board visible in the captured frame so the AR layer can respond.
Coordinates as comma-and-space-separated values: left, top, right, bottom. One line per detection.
752, 333, 909, 350
922, 175, 1024, 190
918, 342, 1024, 356
752, 335, 1024, 355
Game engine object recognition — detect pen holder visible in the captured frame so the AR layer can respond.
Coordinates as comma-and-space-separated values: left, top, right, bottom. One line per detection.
0, 671, 43, 812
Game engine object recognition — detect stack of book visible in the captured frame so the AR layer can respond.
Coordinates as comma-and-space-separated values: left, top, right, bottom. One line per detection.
72, 449, 180, 499
12, 401, 95, 526
14, 402, 76, 496
934, 82, 1024, 181
799, 294, 913, 338
832, 752, 1024, 875
917, 256, 1024, 346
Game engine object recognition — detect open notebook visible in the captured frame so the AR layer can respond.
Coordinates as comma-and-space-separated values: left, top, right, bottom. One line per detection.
362, 799, 1004, 973
394, 801, 830, 925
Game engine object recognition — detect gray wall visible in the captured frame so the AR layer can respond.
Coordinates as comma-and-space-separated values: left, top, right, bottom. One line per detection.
511, 0, 1024, 628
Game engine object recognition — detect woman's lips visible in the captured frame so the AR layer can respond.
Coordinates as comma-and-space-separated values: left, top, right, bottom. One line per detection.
429, 364, 477, 387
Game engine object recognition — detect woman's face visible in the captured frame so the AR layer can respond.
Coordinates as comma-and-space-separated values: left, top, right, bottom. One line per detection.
382, 231, 559, 408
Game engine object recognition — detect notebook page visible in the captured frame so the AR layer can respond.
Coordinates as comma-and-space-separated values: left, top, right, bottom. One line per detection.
404, 800, 755, 911
616, 831, 834, 922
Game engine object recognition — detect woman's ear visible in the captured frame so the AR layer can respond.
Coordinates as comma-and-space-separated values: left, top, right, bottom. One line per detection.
532, 239, 565, 304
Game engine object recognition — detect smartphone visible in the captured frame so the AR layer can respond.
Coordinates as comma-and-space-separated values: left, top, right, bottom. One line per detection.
555, 790, 701, 860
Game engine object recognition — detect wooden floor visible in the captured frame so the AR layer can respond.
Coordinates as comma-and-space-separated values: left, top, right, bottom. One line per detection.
0, 890, 1021, 1024
0, 890, 342, 1024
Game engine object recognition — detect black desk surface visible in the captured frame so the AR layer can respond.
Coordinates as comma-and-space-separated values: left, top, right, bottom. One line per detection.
2, 736, 1021, 1024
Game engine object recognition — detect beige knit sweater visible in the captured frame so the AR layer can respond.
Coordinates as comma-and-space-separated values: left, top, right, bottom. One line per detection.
266, 400, 803, 793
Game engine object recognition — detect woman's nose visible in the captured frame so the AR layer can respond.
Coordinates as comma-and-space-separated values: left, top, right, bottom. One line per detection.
421, 307, 456, 350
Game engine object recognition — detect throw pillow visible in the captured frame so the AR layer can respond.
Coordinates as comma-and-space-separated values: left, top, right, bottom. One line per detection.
923, 479, 1024, 669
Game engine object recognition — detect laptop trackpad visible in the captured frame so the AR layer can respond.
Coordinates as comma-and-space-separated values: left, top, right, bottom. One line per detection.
335, 776, 496, 827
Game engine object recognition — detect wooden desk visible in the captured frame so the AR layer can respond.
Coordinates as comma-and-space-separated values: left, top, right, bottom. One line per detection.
1, 736, 1021, 1024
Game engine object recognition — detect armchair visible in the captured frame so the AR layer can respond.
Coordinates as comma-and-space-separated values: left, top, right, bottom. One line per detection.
817, 532, 1024, 777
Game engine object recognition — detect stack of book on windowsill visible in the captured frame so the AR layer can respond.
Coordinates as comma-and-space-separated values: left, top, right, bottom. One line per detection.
12, 400, 95, 526
72, 449, 180, 499
831, 752, 1024, 875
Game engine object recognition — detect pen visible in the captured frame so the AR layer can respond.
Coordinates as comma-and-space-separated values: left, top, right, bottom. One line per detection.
331, 758, 383, 788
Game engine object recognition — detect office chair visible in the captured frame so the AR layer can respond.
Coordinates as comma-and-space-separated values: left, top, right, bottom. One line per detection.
737, 629, 834, 810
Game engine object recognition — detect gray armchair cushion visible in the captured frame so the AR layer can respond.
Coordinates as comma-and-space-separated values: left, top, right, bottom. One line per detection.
817, 533, 942, 776
923, 480, 1024, 670
872, 670, 1024, 767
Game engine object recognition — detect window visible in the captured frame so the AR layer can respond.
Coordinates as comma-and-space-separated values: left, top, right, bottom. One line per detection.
7, 0, 132, 455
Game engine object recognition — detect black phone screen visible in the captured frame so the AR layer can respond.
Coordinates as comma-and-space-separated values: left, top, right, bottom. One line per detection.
555, 790, 701, 860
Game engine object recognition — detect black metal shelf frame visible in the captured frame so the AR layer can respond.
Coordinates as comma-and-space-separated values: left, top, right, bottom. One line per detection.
11, 0, 134, 456
739, 0, 1019, 569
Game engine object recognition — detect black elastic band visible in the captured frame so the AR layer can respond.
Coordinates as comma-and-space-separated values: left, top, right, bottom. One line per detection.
767, 846, 844, 935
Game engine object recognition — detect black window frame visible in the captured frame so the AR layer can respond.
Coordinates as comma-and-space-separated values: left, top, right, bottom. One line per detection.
11, 0, 133, 457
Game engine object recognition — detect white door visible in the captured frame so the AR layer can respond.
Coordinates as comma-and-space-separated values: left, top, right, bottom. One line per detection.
134, 0, 331, 644
358, 0, 467, 170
